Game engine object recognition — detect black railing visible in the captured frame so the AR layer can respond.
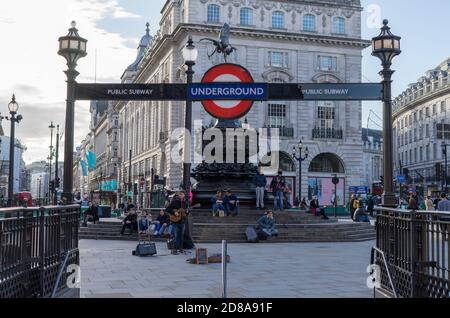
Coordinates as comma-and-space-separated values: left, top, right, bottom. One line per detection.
312, 127, 343, 139
373, 207, 450, 298
0, 205, 80, 298
264, 126, 294, 138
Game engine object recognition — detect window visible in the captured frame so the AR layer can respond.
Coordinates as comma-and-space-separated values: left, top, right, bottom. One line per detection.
441, 101, 446, 113
414, 148, 417, 163
318, 56, 337, 71
419, 126, 423, 140
413, 112, 417, 122
426, 107, 430, 117
268, 103, 287, 128
272, 11, 284, 29
317, 101, 335, 131
207, 4, 220, 23
426, 145, 430, 160
240, 7, 253, 25
333, 17, 346, 34
414, 128, 417, 141
419, 147, 423, 162
433, 143, 437, 160
433, 104, 437, 115
405, 151, 408, 165
303, 14, 316, 31
426, 124, 429, 137
409, 115, 412, 125
410, 149, 413, 164
269, 51, 288, 68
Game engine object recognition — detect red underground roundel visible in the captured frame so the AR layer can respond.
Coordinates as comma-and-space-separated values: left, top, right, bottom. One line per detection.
200, 63, 255, 120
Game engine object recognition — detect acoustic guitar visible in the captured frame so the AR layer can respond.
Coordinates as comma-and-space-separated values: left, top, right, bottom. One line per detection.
170, 208, 188, 223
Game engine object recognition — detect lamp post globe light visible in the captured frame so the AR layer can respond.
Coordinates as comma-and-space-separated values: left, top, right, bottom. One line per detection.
58, 21, 87, 203
182, 36, 198, 191
5, 95, 23, 207
292, 140, 309, 207
372, 19, 401, 208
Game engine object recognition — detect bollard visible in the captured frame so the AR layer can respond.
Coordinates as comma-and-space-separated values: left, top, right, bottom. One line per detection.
222, 240, 227, 298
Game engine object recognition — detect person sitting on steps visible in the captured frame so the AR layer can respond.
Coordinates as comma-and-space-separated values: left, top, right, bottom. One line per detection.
223, 189, 240, 216
154, 209, 172, 237
120, 209, 138, 235
82, 201, 99, 227
257, 210, 279, 237
211, 190, 225, 217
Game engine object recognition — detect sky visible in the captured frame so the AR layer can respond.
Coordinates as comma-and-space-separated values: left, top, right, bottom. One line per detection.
0, 0, 448, 164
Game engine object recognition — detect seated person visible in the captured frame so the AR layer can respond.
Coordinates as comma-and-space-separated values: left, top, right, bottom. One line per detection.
223, 189, 240, 216
211, 190, 225, 216
154, 210, 172, 236
256, 210, 279, 237
353, 207, 370, 223
138, 211, 151, 234
316, 207, 329, 220
82, 201, 99, 226
120, 209, 138, 235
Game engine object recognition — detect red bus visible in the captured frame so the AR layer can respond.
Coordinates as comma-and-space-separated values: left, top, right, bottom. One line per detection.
372, 181, 384, 196
13, 192, 33, 207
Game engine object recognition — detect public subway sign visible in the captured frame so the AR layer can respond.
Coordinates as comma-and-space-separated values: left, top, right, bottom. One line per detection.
75, 82, 382, 102
75, 83, 187, 101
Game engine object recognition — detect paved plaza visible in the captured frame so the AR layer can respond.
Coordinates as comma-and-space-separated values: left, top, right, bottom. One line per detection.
79, 239, 376, 298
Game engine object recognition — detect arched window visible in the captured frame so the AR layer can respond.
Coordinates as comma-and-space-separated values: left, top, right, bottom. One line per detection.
207, 4, 220, 23
272, 11, 284, 29
333, 17, 345, 34
260, 152, 296, 172
240, 7, 253, 26
309, 153, 345, 173
303, 14, 316, 31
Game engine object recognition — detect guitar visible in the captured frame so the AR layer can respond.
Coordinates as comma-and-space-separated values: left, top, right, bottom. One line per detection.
169, 203, 200, 223
170, 208, 188, 223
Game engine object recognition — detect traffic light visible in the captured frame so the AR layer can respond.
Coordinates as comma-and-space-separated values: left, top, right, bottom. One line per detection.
49, 180, 55, 192
403, 168, 410, 181
55, 177, 61, 189
380, 176, 384, 185
133, 183, 138, 195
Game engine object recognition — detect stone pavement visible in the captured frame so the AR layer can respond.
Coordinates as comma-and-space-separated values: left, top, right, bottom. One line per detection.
79, 239, 376, 298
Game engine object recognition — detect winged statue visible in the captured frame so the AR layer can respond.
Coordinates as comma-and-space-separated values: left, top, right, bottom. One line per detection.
200, 23, 237, 62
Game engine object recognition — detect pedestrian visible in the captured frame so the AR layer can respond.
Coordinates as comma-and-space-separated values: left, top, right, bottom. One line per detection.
436, 193, 450, 235
425, 196, 435, 210
407, 192, 418, 210
367, 195, 375, 217
349, 194, 356, 219
253, 167, 267, 209
82, 201, 99, 227
270, 169, 286, 211
300, 197, 308, 210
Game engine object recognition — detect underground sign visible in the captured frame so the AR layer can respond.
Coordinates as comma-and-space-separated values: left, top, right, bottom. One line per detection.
193, 63, 262, 120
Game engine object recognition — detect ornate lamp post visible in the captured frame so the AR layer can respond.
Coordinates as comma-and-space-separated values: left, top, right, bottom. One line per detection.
5, 95, 23, 207
372, 19, 401, 207
58, 21, 87, 203
292, 140, 309, 206
182, 36, 198, 191
48, 122, 55, 203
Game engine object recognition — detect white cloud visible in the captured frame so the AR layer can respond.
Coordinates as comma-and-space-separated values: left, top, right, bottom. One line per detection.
0, 0, 141, 164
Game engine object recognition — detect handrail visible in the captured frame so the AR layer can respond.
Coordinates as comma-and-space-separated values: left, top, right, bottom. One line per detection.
51, 249, 78, 298
370, 246, 398, 298
375, 206, 450, 216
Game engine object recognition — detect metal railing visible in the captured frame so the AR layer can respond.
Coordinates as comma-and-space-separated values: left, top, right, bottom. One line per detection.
312, 127, 343, 139
0, 205, 80, 298
374, 207, 450, 298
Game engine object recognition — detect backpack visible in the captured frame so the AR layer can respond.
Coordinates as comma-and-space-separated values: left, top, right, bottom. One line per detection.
245, 226, 259, 243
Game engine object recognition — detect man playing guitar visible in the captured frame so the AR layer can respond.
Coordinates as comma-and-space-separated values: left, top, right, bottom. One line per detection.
165, 190, 189, 255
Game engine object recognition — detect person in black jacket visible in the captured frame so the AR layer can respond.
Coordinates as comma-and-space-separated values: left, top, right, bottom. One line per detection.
120, 209, 138, 235
165, 191, 189, 255
154, 210, 171, 236
82, 201, 99, 227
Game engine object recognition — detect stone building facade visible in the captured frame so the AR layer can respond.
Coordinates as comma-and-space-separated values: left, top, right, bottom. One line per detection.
114, 0, 369, 207
393, 58, 450, 196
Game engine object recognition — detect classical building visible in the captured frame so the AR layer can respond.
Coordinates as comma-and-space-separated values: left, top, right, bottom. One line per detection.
74, 100, 120, 205
362, 128, 383, 190
113, 0, 369, 207
393, 57, 450, 196
0, 134, 27, 199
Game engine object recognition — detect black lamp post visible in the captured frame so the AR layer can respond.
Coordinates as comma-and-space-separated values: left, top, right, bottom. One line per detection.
292, 141, 309, 206
58, 21, 87, 203
54, 124, 60, 205
5, 95, 23, 207
442, 143, 448, 193
372, 19, 401, 207
181, 36, 198, 192
48, 122, 55, 204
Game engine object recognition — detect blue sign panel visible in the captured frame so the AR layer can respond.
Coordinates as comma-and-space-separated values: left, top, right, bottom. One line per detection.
397, 175, 406, 184
357, 186, 369, 194
101, 180, 118, 191
349, 186, 357, 193
188, 83, 268, 101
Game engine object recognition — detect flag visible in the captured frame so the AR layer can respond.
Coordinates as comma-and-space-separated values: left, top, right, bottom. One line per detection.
86, 150, 97, 170
80, 160, 88, 177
